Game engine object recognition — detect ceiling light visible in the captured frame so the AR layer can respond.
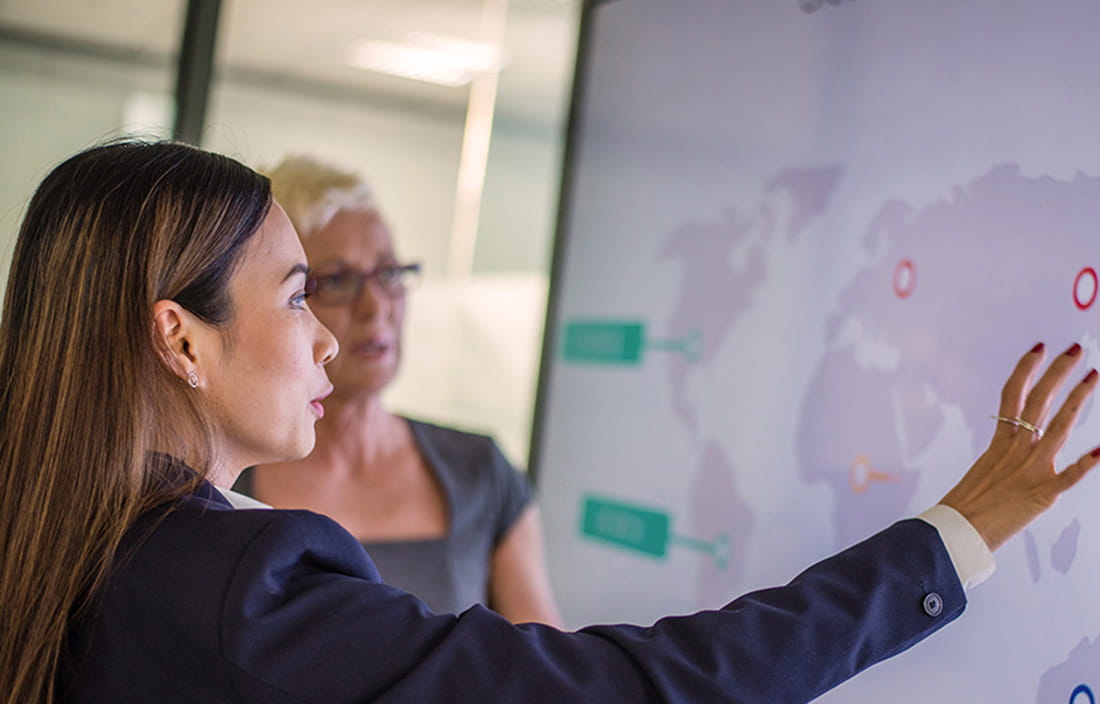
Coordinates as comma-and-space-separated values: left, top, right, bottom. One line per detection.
346, 33, 506, 87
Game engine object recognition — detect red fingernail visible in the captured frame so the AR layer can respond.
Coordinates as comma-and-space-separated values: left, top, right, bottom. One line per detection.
1091, 446, 1100, 458
1086, 369, 1098, 384
1031, 342, 1045, 353
1067, 343, 1083, 357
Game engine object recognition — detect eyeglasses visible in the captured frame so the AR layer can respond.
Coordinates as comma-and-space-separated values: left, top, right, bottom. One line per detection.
305, 262, 422, 306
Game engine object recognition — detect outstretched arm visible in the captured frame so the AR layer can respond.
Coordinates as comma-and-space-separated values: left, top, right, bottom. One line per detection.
200, 345, 1099, 703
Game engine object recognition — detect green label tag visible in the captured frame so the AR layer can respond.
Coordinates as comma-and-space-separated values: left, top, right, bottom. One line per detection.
562, 321, 646, 365
579, 494, 731, 567
580, 495, 670, 558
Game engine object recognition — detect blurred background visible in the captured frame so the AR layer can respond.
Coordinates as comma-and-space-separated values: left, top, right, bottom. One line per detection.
0, 0, 581, 466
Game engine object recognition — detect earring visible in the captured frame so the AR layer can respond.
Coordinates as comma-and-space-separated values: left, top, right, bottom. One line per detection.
186, 372, 199, 389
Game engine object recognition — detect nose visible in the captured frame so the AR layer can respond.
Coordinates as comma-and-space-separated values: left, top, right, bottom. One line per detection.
352, 276, 390, 321
316, 317, 339, 366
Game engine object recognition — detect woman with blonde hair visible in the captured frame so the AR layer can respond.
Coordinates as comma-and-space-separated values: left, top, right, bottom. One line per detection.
0, 139, 1095, 703
233, 154, 561, 624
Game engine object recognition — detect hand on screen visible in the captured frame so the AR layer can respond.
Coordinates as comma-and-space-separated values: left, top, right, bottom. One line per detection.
940, 343, 1099, 552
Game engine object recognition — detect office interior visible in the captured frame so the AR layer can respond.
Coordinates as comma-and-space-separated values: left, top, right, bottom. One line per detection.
0, 0, 580, 466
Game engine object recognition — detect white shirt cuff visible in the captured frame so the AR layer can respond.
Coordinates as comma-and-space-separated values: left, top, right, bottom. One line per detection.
917, 504, 996, 590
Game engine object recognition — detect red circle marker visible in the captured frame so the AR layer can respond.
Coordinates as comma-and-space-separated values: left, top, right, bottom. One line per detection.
893, 258, 916, 299
1074, 267, 1097, 311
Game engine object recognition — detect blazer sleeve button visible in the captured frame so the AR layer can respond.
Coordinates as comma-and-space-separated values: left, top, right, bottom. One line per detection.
922, 592, 943, 617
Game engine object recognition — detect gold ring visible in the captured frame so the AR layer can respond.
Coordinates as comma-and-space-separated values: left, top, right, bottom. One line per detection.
990, 415, 1044, 438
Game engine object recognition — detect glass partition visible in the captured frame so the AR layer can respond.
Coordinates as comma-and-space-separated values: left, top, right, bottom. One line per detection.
0, 0, 183, 280
209, 0, 580, 464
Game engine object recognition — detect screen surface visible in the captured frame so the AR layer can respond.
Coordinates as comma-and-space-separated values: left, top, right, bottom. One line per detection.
534, 1, 1100, 700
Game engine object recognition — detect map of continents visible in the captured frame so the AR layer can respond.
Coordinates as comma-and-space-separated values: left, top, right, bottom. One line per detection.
792, 164, 1100, 699
798, 163, 1100, 548
661, 166, 841, 605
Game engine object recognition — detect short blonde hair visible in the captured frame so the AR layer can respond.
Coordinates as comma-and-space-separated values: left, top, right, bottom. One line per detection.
262, 155, 376, 238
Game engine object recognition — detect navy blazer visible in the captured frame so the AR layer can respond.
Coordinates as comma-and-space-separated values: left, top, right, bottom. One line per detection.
60, 482, 965, 703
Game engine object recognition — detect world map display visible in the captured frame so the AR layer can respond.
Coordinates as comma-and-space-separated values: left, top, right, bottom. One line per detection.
534, 1, 1100, 701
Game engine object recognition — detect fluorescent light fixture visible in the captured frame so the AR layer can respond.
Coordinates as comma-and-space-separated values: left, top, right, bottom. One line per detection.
346, 33, 506, 87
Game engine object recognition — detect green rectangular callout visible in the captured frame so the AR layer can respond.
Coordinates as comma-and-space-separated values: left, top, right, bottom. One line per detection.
561, 320, 645, 365
580, 494, 670, 559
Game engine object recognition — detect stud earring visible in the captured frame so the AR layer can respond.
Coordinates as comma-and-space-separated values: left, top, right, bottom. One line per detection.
186, 372, 199, 389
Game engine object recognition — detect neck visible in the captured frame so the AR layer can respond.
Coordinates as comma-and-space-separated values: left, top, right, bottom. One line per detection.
207, 464, 236, 490
205, 441, 255, 489
215, 389, 403, 487
311, 390, 401, 471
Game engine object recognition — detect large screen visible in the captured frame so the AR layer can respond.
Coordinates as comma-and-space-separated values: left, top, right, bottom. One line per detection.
533, 1, 1100, 700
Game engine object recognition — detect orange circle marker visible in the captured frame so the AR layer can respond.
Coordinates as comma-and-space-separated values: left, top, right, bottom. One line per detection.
849, 454, 900, 494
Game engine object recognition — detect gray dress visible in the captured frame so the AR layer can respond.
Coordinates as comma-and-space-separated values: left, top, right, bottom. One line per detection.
233, 418, 532, 614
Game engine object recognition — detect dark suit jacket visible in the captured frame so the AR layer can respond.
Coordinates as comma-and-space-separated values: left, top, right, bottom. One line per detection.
60, 481, 965, 703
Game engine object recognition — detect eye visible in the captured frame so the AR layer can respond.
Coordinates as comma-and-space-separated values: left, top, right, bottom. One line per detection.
377, 265, 402, 287
290, 290, 310, 309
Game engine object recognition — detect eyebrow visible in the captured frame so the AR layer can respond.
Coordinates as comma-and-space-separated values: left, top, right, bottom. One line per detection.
282, 263, 310, 283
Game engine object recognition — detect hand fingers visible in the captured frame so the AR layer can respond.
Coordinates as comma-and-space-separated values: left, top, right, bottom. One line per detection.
1051, 445, 1100, 495
1019, 343, 1084, 428
994, 343, 1046, 444
1036, 367, 1099, 457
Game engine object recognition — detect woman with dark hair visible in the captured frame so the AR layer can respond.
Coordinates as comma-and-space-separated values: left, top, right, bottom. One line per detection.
0, 140, 1094, 703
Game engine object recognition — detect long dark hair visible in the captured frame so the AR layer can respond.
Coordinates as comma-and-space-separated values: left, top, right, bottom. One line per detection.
0, 140, 271, 702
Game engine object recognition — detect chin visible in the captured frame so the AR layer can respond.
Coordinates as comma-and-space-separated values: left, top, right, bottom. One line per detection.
274, 432, 317, 464
339, 362, 398, 390
336, 377, 393, 398
291, 438, 317, 461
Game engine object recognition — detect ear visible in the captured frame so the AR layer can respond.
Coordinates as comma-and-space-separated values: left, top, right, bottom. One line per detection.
152, 299, 205, 386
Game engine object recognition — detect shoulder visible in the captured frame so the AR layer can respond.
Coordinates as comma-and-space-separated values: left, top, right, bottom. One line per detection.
405, 417, 532, 521
124, 491, 382, 588
67, 489, 401, 700
406, 417, 516, 478
406, 417, 497, 455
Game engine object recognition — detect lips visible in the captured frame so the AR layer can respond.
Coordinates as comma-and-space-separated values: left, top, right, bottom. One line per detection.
349, 338, 392, 358
310, 385, 334, 419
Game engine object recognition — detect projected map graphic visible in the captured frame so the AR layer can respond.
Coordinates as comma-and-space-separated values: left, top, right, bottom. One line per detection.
534, 1, 1100, 701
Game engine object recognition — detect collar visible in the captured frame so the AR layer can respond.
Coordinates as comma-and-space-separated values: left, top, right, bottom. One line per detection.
213, 486, 273, 509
